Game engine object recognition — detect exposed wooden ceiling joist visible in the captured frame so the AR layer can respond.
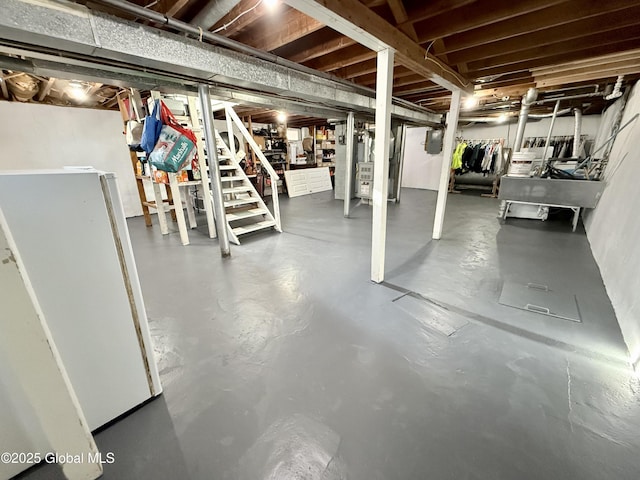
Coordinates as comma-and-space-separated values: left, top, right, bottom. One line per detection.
304, 44, 376, 72
209, 0, 267, 35
467, 27, 640, 74
234, 6, 324, 51
284, 31, 357, 63
413, 0, 567, 44
439, 0, 636, 54
445, 6, 640, 67
285, 0, 471, 92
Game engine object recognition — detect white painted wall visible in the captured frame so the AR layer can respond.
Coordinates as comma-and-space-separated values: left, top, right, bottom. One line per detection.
457, 115, 601, 148
584, 82, 640, 368
0, 102, 142, 217
401, 116, 602, 192
401, 127, 442, 191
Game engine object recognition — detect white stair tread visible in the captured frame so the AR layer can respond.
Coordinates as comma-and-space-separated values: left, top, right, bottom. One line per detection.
218, 155, 231, 159
226, 208, 269, 221
220, 176, 244, 182
219, 165, 236, 171
223, 186, 253, 194
232, 220, 276, 236
224, 197, 260, 207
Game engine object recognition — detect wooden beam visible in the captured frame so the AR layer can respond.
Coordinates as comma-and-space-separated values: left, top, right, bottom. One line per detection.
394, 82, 442, 96
399, 0, 476, 27
285, 0, 471, 92
468, 39, 640, 79
467, 27, 640, 73
534, 62, 640, 83
439, 0, 637, 55
338, 58, 378, 79
235, 7, 324, 52
358, 66, 415, 86
414, 0, 566, 43
386, 0, 418, 41
286, 33, 356, 63
37, 77, 55, 101
305, 44, 376, 72
446, 5, 640, 66
166, 0, 189, 18
532, 49, 640, 76
211, 0, 267, 36
536, 69, 640, 88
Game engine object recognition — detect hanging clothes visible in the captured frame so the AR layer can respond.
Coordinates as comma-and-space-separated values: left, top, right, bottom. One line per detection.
452, 142, 466, 169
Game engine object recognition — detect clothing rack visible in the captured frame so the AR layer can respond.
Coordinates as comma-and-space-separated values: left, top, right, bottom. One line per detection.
523, 135, 589, 159
450, 138, 508, 198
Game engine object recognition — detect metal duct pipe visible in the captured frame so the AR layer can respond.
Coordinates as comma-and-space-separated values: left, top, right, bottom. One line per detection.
534, 91, 604, 105
89, 0, 370, 98
458, 108, 572, 123
513, 88, 538, 152
573, 108, 582, 158
542, 101, 560, 162
191, 0, 243, 30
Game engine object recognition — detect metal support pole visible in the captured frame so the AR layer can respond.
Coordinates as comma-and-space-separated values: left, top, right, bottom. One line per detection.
542, 100, 560, 162
198, 84, 230, 257
433, 89, 462, 240
371, 48, 394, 283
344, 111, 355, 217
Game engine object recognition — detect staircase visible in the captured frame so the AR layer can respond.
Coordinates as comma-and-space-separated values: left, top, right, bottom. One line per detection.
212, 114, 282, 245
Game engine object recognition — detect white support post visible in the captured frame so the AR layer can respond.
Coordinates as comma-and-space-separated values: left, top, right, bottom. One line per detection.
371, 48, 395, 284
152, 183, 169, 235
344, 111, 355, 217
432, 89, 462, 240
168, 173, 190, 246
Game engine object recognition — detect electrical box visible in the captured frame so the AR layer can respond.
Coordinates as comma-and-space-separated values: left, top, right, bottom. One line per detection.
356, 162, 374, 199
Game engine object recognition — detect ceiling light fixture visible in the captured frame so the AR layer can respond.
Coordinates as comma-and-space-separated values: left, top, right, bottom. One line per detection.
463, 97, 479, 110
263, 0, 278, 10
276, 111, 287, 123
68, 80, 87, 100
496, 114, 508, 123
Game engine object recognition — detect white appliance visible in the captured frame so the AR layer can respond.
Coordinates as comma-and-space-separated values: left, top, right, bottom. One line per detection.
0, 169, 161, 478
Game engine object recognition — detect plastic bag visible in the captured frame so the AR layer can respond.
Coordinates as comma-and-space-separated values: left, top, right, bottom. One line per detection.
148, 124, 196, 173
140, 99, 163, 154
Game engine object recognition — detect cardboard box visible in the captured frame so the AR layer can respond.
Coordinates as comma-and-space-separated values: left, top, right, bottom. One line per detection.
253, 135, 266, 150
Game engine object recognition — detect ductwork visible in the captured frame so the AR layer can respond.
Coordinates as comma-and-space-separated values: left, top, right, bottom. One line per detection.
0, 0, 439, 124
605, 75, 624, 101
573, 108, 582, 158
513, 88, 538, 152
458, 108, 572, 124
191, 0, 243, 30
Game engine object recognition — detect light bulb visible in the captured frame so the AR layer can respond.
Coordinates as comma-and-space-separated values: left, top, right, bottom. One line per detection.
463, 97, 479, 109
496, 114, 508, 123
263, 0, 278, 9
276, 111, 287, 123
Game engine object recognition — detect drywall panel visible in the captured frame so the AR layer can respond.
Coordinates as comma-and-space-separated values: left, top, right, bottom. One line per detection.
401, 127, 442, 191
0, 102, 141, 217
584, 82, 640, 369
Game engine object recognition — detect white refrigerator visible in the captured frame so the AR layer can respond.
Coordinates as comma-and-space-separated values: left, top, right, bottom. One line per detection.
0, 169, 162, 478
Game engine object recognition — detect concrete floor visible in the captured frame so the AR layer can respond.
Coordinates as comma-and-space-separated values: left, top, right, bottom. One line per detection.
23, 189, 640, 479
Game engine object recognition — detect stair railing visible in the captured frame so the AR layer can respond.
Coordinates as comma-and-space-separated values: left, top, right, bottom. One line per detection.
225, 106, 281, 231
